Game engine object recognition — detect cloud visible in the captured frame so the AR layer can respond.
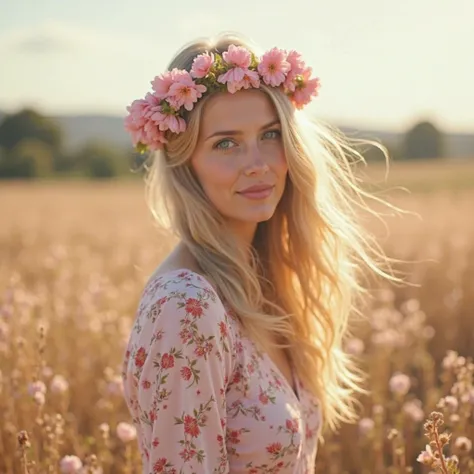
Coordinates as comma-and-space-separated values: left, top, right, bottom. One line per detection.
0, 21, 152, 57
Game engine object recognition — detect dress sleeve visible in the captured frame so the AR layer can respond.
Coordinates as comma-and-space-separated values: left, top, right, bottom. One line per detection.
126, 274, 234, 473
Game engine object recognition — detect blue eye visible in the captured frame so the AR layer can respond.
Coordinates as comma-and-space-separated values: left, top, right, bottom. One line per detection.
214, 139, 236, 150
263, 129, 281, 140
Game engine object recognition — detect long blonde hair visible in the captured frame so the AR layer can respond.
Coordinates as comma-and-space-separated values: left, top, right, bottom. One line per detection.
141, 32, 402, 436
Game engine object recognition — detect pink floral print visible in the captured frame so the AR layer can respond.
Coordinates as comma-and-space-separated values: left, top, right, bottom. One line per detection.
122, 270, 321, 473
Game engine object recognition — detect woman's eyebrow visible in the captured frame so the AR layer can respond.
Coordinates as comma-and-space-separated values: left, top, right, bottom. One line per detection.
204, 119, 280, 141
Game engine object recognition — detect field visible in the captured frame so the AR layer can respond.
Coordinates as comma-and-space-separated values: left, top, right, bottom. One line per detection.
0, 159, 473, 473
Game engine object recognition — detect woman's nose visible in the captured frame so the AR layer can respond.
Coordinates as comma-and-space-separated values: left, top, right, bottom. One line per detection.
243, 145, 270, 176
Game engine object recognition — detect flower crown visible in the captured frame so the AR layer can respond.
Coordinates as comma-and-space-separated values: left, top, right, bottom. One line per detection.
124, 44, 321, 153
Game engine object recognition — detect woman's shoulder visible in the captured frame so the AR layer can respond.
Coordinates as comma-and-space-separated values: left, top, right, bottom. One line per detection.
141, 267, 218, 301
136, 268, 232, 328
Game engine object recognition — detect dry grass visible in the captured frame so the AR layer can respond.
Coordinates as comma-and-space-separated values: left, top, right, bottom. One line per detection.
0, 159, 473, 473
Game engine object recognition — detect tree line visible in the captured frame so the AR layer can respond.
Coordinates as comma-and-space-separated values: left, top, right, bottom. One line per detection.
0, 108, 446, 180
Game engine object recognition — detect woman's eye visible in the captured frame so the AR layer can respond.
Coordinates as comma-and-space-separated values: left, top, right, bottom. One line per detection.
263, 129, 281, 140
214, 139, 236, 150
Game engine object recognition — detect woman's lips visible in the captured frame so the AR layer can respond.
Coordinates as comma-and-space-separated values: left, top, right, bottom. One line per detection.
237, 186, 275, 200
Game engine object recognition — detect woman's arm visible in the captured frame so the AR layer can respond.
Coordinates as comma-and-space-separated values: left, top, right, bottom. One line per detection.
125, 274, 234, 473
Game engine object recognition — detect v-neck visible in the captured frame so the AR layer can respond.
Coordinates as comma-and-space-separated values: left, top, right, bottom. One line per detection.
262, 349, 301, 403
159, 269, 302, 402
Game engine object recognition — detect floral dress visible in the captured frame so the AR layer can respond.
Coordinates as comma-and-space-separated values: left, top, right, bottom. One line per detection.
122, 269, 322, 474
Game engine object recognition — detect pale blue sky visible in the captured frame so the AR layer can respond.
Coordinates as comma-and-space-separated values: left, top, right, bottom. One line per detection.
0, 0, 473, 132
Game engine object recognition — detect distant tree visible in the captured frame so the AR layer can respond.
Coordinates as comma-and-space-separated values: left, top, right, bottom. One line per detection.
403, 121, 445, 159
359, 140, 402, 162
0, 108, 62, 152
76, 141, 126, 179
0, 138, 55, 179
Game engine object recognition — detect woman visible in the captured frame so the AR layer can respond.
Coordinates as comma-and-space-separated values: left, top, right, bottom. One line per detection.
121, 32, 397, 473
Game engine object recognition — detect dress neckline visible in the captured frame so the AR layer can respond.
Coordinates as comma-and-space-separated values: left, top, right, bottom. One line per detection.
155, 268, 302, 403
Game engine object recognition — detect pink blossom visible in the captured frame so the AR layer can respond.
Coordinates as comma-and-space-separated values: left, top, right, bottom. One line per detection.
33, 391, 45, 406
156, 114, 186, 134
116, 422, 137, 442
291, 67, 321, 109
454, 436, 472, 453
59, 455, 83, 473
227, 70, 260, 94
143, 121, 168, 150
50, 374, 69, 394
345, 337, 365, 356
218, 68, 258, 93
389, 372, 411, 396
190, 52, 214, 78
417, 445, 435, 466
124, 93, 168, 150
358, 417, 374, 436
284, 50, 306, 92
403, 399, 424, 422
167, 73, 207, 111
222, 44, 252, 68
150, 68, 189, 100
258, 48, 290, 87
28, 380, 47, 397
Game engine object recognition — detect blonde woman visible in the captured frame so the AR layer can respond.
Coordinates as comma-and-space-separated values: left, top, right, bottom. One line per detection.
121, 32, 396, 473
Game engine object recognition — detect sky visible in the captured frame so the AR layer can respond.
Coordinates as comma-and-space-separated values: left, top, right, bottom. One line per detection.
0, 0, 473, 133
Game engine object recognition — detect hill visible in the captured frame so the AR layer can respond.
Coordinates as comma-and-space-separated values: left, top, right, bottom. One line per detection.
0, 110, 473, 158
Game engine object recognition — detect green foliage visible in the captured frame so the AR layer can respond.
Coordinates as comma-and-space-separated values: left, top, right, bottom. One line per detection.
403, 121, 445, 160
0, 108, 62, 152
0, 139, 55, 179
75, 141, 127, 179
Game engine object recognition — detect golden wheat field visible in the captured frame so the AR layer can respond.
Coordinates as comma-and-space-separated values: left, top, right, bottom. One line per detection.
0, 159, 473, 474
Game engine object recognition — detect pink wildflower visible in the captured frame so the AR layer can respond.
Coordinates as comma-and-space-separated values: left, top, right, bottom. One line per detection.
151, 68, 189, 100
167, 73, 207, 111
454, 436, 472, 453
227, 70, 260, 94
284, 50, 306, 92
358, 417, 374, 436
190, 52, 214, 78
417, 445, 435, 467
402, 399, 424, 422
124, 93, 167, 150
291, 67, 321, 109
222, 44, 252, 68
389, 372, 411, 396
258, 47, 290, 87
59, 455, 83, 473
155, 113, 186, 134
151, 71, 175, 100
116, 422, 137, 442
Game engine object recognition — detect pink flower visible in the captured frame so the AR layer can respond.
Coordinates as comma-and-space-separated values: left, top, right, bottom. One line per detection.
454, 436, 472, 453
116, 422, 137, 442
389, 372, 411, 396
151, 68, 189, 100
358, 417, 374, 436
59, 455, 83, 474
290, 67, 321, 109
151, 71, 175, 100
222, 44, 252, 68
227, 70, 260, 94
124, 93, 169, 150
167, 72, 207, 111
284, 50, 306, 92
50, 374, 69, 394
190, 52, 214, 78
258, 47, 290, 87
402, 399, 424, 422
417, 445, 435, 466
153, 113, 186, 134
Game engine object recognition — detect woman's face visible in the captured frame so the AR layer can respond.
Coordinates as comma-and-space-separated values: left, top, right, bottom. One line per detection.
191, 89, 288, 243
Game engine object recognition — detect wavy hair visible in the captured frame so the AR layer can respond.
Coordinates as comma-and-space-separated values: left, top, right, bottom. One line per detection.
140, 32, 403, 436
